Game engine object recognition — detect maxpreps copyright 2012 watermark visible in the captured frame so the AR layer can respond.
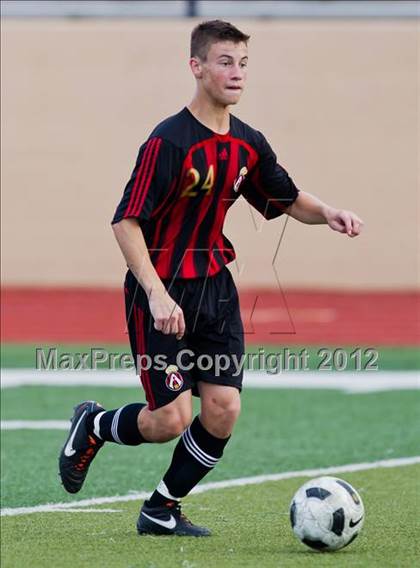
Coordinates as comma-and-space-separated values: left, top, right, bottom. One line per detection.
35, 347, 379, 375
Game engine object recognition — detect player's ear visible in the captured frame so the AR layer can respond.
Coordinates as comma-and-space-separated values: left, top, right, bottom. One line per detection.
190, 57, 203, 79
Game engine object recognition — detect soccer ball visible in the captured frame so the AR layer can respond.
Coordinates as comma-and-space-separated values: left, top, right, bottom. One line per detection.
289, 476, 365, 551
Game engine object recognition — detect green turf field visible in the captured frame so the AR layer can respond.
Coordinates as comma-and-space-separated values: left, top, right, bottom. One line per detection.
1, 387, 419, 508
2, 465, 419, 568
1, 379, 420, 567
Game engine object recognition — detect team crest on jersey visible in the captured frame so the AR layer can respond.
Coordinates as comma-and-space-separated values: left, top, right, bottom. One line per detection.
165, 365, 184, 391
233, 166, 248, 193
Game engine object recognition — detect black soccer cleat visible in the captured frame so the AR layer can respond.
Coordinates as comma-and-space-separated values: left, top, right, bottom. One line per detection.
137, 501, 211, 537
59, 400, 105, 494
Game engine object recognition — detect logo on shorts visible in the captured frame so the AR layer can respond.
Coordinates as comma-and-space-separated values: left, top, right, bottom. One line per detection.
233, 166, 248, 193
165, 365, 184, 391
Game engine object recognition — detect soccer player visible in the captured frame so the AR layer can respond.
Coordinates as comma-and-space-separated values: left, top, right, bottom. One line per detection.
59, 20, 363, 536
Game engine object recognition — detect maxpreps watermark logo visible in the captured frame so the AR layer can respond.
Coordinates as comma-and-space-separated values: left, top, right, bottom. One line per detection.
164, 365, 184, 391
35, 347, 379, 374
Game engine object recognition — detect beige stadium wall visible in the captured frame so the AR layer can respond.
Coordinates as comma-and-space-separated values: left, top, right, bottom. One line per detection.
1, 18, 418, 289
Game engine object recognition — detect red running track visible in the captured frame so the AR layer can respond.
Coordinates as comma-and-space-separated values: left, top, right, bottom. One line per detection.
1, 287, 419, 346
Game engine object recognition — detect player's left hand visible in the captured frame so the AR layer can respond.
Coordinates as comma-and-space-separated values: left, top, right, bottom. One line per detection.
325, 208, 363, 237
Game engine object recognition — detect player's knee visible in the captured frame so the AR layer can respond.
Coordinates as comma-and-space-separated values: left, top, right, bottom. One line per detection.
207, 392, 241, 425
140, 398, 192, 442
156, 405, 192, 442
222, 397, 241, 425
162, 415, 190, 441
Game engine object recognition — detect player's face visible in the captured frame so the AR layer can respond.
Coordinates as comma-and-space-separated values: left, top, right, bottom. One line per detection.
196, 41, 248, 106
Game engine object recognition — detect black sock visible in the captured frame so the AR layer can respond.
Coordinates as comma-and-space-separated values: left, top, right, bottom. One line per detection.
148, 416, 230, 507
87, 403, 147, 445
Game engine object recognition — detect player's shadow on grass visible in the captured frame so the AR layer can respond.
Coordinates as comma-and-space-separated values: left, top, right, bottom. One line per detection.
281, 546, 358, 556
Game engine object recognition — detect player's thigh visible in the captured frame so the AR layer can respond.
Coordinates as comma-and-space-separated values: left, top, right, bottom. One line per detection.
148, 388, 193, 423
124, 269, 194, 411
189, 268, 245, 395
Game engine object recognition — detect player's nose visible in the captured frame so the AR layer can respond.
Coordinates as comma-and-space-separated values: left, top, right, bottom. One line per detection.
230, 64, 245, 80
229, 73, 244, 85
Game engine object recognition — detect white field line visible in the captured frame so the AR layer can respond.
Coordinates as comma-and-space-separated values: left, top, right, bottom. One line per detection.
1, 370, 419, 393
51, 508, 123, 513
1, 456, 419, 518
1, 420, 69, 430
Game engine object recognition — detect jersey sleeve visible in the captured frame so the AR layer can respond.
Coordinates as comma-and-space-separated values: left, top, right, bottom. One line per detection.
241, 133, 299, 219
112, 137, 177, 224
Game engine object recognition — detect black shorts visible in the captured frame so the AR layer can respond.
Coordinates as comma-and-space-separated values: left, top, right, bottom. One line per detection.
124, 267, 245, 410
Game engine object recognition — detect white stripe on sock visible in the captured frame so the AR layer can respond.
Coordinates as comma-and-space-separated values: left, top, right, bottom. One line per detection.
111, 406, 126, 444
182, 428, 218, 469
183, 435, 216, 468
93, 411, 105, 439
184, 427, 219, 465
182, 434, 213, 468
156, 480, 180, 501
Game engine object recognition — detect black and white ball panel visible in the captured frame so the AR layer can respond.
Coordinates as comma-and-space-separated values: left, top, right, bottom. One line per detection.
289, 476, 365, 552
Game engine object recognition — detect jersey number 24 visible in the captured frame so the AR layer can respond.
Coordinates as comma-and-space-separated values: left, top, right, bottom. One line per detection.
181, 165, 214, 198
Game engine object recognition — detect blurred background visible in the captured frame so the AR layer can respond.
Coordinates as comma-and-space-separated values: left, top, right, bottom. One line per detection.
1, 1, 419, 353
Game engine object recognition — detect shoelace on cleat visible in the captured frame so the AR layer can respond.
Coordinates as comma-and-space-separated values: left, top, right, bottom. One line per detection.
173, 504, 193, 526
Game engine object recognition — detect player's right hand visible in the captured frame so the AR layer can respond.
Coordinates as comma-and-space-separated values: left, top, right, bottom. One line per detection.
148, 289, 186, 340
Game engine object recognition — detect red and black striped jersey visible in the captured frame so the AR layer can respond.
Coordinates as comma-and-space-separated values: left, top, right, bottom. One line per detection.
112, 107, 299, 279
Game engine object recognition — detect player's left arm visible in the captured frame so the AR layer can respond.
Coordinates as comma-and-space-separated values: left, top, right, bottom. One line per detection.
286, 190, 364, 238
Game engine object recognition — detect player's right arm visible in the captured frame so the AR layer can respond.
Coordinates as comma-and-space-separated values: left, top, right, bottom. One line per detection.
112, 137, 185, 339
112, 219, 185, 339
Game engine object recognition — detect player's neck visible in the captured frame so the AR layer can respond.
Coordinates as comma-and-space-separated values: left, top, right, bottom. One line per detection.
187, 97, 230, 135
